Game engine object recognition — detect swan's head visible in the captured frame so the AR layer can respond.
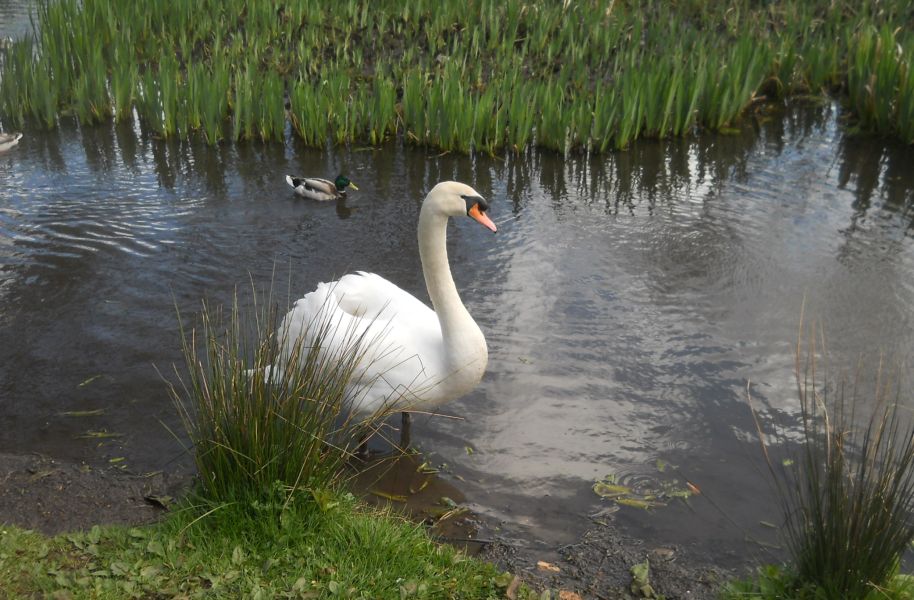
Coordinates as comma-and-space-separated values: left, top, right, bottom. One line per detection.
426, 181, 497, 233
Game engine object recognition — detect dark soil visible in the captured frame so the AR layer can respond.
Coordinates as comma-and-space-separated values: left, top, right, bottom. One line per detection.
0, 451, 736, 598
0, 452, 190, 536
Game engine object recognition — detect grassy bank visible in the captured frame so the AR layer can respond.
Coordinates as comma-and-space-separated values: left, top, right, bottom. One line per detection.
0, 291, 542, 599
1, 0, 912, 152
0, 493, 522, 599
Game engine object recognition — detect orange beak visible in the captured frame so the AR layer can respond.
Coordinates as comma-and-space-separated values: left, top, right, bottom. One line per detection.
469, 204, 497, 233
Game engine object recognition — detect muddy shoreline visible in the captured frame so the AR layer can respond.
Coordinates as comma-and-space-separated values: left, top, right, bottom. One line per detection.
0, 452, 739, 599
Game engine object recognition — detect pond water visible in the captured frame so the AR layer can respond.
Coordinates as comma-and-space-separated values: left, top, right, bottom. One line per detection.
3, 7, 914, 572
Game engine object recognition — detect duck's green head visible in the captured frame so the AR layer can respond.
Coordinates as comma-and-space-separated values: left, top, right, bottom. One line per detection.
335, 174, 358, 191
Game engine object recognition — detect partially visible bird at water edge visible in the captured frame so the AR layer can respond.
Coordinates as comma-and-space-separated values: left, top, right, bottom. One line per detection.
0, 132, 23, 153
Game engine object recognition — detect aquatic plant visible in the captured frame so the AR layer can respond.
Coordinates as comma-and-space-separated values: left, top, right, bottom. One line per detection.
2, 0, 914, 149
747, 326, 914, 599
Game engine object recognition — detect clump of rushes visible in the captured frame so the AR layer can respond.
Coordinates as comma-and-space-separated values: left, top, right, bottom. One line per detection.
3, 0, 914, 149
737, 324, 914, 599
167, 285, 381, 505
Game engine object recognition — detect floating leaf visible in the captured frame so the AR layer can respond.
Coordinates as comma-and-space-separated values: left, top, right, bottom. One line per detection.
439, 496, 458, 508
593, 481, 632, 499
76, 430, 122, 439
108, 457, 125, 463
616, 497, 665, 510
369, 489, 407, 502
78, 375, 102, 387
409, 479, 431, 494
59, 409, 106, 417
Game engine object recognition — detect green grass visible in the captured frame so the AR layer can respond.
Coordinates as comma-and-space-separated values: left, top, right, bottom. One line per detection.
2, 0, 913, 150
737, 325, 914, 599
0, 492, 527, 599
168, 284, 389, 504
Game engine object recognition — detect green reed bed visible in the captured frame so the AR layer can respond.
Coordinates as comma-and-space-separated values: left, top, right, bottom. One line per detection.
1, 0, 913, 150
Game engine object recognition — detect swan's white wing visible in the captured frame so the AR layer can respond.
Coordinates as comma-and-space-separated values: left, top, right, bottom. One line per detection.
279, 272, 444, 414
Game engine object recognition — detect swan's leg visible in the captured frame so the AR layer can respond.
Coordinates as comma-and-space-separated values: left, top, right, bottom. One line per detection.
399, 411, 411, 450
356, 435, 369, 460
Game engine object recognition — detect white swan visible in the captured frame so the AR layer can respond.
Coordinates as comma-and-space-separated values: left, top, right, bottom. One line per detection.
277, 181, 497, 448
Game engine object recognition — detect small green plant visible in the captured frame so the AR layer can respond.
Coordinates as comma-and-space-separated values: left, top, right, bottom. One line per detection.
743, 323, 914, 599
167, 284, 381, 505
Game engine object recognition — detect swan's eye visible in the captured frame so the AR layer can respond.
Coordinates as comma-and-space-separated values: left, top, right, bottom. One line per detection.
461, 194, 488, 214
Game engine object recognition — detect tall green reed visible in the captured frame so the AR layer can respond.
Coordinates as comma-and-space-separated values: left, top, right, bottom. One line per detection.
750, 325, 914, 598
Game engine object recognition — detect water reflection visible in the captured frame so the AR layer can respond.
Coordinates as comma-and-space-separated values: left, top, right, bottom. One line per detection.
1, 101, 913, 566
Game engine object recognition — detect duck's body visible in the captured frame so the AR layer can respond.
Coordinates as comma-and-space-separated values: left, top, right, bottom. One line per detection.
285, 174, 357, 201
277, 181, 497, 424
0, 132, 22, 153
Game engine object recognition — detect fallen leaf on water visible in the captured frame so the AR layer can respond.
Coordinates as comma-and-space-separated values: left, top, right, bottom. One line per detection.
408, 479, 431, 494
592, 481, 632, 499
76, 430, 123, 440
559, 591, 583, 600
616, 497, 665, 510
416, 461, 438, 474
369, 489, 407, 502
759, 520, 777, 529
686, 481, 701, 495
465, 446, 474, 455
537, 560, 560, 573
59, 409, 106, 417
108, 457, 125, 463
438, 506, 468, 521
78, 375, 102, 387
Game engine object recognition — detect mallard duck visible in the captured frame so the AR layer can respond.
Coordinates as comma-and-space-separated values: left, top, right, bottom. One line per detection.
0, 132, 22, 153
272, 181, 497, 449
285, 174, 358, 201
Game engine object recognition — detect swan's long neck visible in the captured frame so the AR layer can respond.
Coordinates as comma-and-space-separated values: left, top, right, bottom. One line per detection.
418, 200, 484, 365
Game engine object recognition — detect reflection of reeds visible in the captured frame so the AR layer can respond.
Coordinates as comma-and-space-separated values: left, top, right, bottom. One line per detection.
746, 323, 914, 598
2, 0, 913, 148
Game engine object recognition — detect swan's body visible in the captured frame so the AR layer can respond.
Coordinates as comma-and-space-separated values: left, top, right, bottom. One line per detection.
285, 174, 357, 201
0, 132, 22, 153
277, 181, 496, 422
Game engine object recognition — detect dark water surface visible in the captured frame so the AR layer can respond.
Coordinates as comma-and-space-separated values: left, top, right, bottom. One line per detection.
4, 8, 914, 572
